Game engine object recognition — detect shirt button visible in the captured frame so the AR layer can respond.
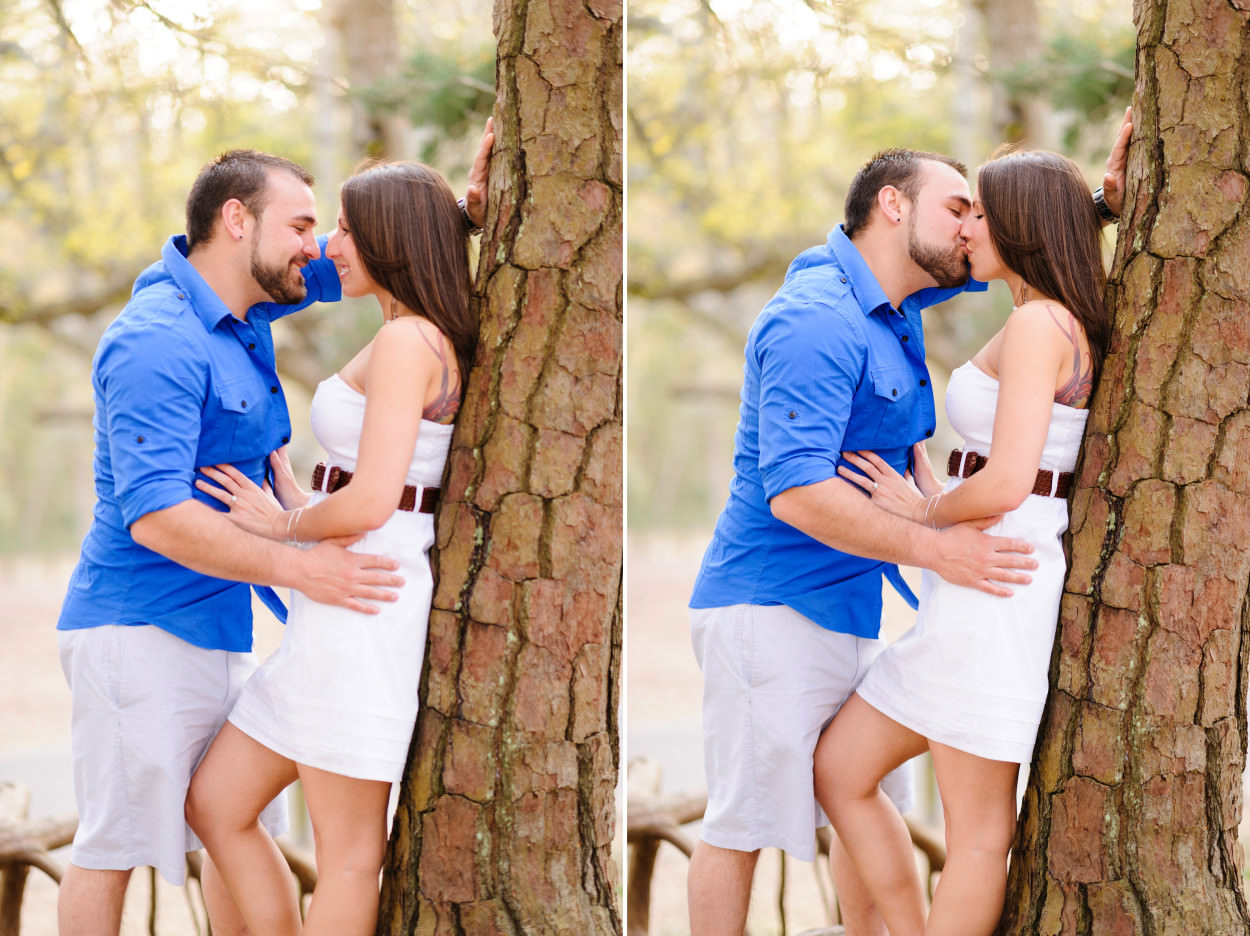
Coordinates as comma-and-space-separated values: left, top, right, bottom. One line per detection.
136, 434, 145, 443
919, 379, 928, 387
839, 276, 847, 284
270, 386, 278, 394
788, 410, 797, 419
891, 388, 898, 397
241, 400, 247, 408
901, 335, 909, 342
926, 430, 933, 437
282, 436, 290, 444
249, 343, 256, 350
177, 293, 185, 300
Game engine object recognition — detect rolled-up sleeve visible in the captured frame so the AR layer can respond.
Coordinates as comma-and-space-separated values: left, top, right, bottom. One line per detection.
756, 301, 865, 501
98, 325, 207, 527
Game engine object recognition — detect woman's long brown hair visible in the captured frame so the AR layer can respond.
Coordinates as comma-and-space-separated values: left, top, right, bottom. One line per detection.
340, 161, 476, 391
977, 149, 1110, 382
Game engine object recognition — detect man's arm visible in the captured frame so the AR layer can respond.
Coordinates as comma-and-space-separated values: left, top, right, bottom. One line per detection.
771, 477, 1037, 598
131, 500, 402, 615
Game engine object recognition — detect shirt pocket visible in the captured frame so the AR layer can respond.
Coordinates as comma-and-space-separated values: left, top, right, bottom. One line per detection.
846, 364, 917, 448
203, 374, 268, 459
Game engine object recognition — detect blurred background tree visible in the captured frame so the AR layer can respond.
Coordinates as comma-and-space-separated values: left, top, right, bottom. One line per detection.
0, 0, 495, 555
627, 0, 1134, 535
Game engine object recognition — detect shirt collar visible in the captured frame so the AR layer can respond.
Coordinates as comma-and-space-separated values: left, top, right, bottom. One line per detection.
827, 224, 988, 318
827, 225, 891, 317
159, 235, 237, 331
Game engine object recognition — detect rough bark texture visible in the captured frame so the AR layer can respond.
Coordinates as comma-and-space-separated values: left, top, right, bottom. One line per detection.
1000, 2, 1250, 933
375, 0, 623, 933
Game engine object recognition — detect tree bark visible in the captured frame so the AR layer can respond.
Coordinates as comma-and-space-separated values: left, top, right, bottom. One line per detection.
1000, 2, 1250, 933
376, 0, 622, 932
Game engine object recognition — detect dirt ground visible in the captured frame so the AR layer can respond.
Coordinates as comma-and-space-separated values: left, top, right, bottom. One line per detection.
0, 555, 626, 935
0, 554, 290, 936
625, 533, 932, 936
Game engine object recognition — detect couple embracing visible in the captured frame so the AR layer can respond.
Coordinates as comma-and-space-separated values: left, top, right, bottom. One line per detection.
55, 123, 493, 936
688, 112, 1133, 936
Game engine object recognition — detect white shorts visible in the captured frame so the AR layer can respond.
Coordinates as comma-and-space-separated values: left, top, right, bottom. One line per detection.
691, 603, 914, 862
58, 624, 288, 885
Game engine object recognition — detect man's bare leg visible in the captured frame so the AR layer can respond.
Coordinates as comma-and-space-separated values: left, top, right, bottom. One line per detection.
829, 830, 888, 936
58, 865, 131, 936
688, 841, 759, 936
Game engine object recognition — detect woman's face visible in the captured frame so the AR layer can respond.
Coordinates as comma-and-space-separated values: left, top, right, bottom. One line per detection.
325, 203, 376, 298
959, 196, 1008, 284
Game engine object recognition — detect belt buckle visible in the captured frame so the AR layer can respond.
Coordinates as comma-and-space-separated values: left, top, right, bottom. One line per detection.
327, 465, 343, 491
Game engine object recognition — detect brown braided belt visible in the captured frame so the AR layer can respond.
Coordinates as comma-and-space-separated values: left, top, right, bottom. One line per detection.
947, 449, 1073, 499
311, 462, 440, 513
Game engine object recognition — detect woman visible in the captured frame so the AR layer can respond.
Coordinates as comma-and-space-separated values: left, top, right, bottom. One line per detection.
813, 150, 1112, 936
184, 159, 477, 936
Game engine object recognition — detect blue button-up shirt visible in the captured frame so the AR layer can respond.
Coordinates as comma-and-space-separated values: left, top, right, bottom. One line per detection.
57, 234, 341, 651
690, 225, 985, 638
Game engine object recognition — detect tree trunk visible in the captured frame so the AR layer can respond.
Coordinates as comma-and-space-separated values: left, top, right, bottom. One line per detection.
376, 0, 623, 932
324, 0, 408, 158
971, 0, 1047, 145
1000, 2, 1250, 933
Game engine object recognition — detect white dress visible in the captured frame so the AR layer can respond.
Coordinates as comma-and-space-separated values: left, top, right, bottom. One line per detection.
228, 373, 452, 784
855, 362, 1088, 764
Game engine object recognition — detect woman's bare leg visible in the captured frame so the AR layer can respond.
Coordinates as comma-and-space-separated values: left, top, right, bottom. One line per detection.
925, 742, 1018, 936
185, 722, 301, 936
814, 693, 928, 936
298, 764, 391, 936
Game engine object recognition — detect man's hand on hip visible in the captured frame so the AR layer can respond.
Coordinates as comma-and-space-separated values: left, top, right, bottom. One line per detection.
931, 521, 1038, 598
293, 542, 404, 614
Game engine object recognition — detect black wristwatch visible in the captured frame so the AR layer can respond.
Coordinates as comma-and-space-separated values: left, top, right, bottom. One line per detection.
1092, 186, 1119, 224
457, 197, 483, 236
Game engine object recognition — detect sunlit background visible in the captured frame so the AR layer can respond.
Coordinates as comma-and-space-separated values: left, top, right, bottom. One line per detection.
0, 1, 494, 931
625, 0, 1140, 932
0, 0, 495, 555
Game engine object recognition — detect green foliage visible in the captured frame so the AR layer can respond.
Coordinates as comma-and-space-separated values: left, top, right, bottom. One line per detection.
0, 0, 493, 555
399, 45, 495, 144
1006, 22, 1136, 155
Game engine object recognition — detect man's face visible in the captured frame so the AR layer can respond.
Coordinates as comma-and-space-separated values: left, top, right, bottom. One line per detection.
249, 171, 320, 304
905, 161, 972, 289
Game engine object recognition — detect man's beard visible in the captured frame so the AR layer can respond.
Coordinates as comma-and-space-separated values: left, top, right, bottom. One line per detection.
908, 216, 969, 288
251, 237, 308, 305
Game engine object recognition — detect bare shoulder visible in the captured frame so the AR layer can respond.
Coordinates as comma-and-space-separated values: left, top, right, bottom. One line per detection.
1006, 299, 1087, 346
375, 315, 450, 352
1007, 299, 1094, 407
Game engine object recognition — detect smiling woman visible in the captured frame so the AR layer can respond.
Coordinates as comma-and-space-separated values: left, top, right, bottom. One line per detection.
185, 156, 478, 936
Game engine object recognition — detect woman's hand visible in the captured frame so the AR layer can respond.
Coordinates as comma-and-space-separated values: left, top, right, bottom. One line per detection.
910, 441, 944, 498
196, 464, 286, 541
838, 450, 926, 524
464, 116, 494, 229
269, 447, 309, 510
1101, 106, 1133, 219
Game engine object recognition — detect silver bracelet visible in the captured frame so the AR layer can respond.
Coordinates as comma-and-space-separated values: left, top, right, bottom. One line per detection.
285, 506, 305, 546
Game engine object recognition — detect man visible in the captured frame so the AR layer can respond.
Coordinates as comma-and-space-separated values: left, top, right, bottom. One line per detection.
55, 133, 491, 936
686, 118, 1131, 936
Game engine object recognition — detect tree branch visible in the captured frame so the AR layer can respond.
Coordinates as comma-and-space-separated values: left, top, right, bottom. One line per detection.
0, 272, 136, 326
